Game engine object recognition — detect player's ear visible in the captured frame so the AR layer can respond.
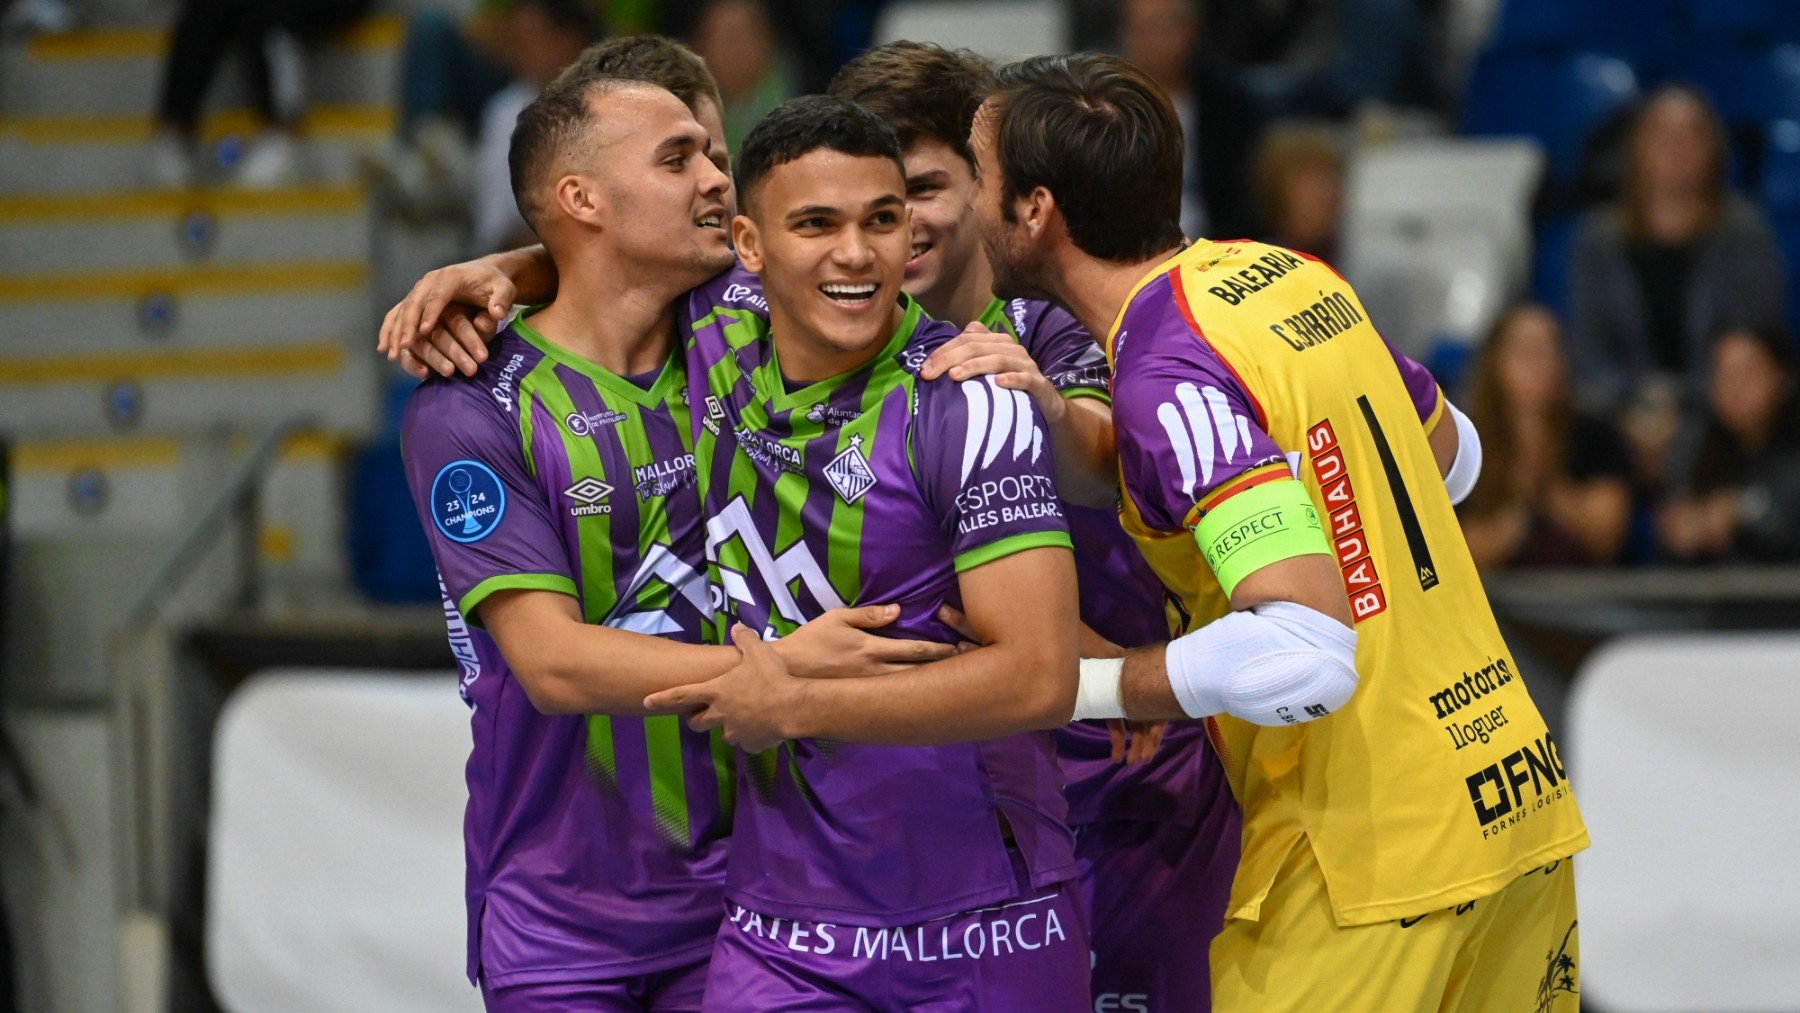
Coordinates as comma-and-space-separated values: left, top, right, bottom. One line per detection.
733, 215, 765, 274
553, 173, 607, 229
1021, 185, 1055, 240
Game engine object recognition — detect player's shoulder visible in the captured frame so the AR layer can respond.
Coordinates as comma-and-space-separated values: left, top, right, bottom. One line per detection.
406, 329, 540, 423
685, 259, 767, 321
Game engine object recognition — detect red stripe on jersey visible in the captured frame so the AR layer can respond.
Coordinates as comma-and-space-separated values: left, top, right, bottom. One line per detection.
1186, 462, 1291, 526
1166, 266, 1271, 431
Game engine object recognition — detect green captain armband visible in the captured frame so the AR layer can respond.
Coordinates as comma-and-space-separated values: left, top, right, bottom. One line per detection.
1194, 479, 1332, 598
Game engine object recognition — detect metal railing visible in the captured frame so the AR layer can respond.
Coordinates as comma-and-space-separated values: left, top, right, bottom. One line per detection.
104, 416, 315, 1009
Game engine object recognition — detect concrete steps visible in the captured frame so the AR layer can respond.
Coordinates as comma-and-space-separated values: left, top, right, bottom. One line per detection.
0, 16, 403, 117
0, 103, 392, 192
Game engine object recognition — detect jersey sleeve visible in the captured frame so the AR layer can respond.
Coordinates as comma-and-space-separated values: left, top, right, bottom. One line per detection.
1380, 334, 1445, 430
401, 378, 575, 623
1110, 285, 1291, 533
913, 374, 1073, 571
1013, 300, 1112, 402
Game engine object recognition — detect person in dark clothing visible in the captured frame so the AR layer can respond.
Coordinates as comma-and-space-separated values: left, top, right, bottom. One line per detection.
1459, 303, 1635, 569
147, 0, 372, 188
1658, 327, 1800, 563
1567, 86, 1789, 414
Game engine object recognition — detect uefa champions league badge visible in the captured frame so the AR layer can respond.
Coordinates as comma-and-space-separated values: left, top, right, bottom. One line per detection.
432, 460, 506, 543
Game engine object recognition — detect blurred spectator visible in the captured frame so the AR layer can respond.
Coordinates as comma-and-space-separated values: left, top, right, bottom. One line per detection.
1458, 303, 1634, 569
1116, 0, 1266, 239
1658, 328, 1800, 563
472, 0, 599, 253
1252, 122, 1343, 261
1567, 86, 1789, 413
146, 0, 373, 188
1200, 0, 1435, 118
690, 0, 794, 153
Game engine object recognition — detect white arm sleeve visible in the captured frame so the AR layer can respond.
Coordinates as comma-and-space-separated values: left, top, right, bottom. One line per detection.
1443, 399, 1482, 505
1164, 601, 1359, 726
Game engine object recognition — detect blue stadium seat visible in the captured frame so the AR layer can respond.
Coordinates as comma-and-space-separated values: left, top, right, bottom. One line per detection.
1773, 212, 1800, 338
1685, 0, 1800, 45
1463, 50, 1640, 184
1531, 212, 1582, 324
1764, 120, 1800, 212
1679, 43, 1800, 126
1488, 0, 1676, 63
347, 439, 439, 605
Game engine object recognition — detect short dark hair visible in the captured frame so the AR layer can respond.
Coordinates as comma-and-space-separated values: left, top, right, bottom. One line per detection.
733, 95, 905, 214
827, 41, 994, 168
989, 53, 1186, 261
508, 76, 645, 236
552, 34, 723, 117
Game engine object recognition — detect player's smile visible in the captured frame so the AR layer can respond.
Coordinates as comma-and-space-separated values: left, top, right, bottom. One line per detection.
819, 281, 882, 309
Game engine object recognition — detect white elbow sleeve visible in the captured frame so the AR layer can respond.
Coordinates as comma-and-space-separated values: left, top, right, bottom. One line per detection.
1443, 400, 1482, 505
1164, 601, 1359, 726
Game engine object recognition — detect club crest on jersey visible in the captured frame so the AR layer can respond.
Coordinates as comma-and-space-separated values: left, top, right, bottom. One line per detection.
564, 476, 613, 517
566, 409, 626, 436
823, 436, 878, 504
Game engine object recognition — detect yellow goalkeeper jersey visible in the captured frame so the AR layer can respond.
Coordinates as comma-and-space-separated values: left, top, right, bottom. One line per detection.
1105, 240, 1590, 926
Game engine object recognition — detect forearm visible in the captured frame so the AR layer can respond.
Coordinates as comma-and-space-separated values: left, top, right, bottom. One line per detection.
486, 244, 559, 305
1048, 397, 1119, 508
1119, 645, 1187, 721
511, 624, 742, 715
786, 639, 1077, 745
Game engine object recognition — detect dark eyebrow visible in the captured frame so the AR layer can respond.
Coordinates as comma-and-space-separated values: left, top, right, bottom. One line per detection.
906, 169, 951, 188
865, 194, 905, 212
786, 203, 842, 222
655, 133, 700, 155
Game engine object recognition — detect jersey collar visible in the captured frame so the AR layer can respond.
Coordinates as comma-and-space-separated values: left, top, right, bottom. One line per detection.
757, 294, 924, 414
511, 309, 681, 407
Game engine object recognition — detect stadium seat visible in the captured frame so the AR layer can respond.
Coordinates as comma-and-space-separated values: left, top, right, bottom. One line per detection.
208, 670, 480, 1013
1679, 43, 1800, 128
1487, 0, 1677, 64
872, 0, 1065, 62
1462, 50, 1639, 185
1570, 634, 1800, 1011
1771, 212, 1800, 337
1685, 0, 1800, 45
1341, 138, 1543, 362
1530, 212, 1582, 324
1763, 120, 1800, 212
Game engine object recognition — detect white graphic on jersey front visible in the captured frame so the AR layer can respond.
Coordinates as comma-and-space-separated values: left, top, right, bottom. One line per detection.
602, 542, 709, 636
1157, 381, 1255, 499
823, 436, 878, 504
706, 495, 846, 630
958, 375, 1045, 484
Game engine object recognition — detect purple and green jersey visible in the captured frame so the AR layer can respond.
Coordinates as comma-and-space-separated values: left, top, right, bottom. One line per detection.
401, 319, 733, 988
680, 268, 1078, 927
977, 296, 1225, 827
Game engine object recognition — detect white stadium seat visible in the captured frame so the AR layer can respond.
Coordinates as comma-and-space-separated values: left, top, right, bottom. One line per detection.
1569, 634, 1800, 1011
1340, 138, 1542, 361
207, 669, 481, 1013
873, 0, 1066, 62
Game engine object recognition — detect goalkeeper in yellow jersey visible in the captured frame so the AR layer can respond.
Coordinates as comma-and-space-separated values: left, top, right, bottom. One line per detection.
970, 53, 1588, 1011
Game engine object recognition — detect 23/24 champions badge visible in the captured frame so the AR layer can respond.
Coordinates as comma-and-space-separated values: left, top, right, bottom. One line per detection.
432, 460, 507, 543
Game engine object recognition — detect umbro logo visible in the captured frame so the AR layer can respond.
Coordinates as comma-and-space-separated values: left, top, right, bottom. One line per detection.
564, 477, 613, 517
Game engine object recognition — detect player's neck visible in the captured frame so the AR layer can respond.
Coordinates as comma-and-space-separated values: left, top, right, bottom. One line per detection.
770, 302, 905, 385
1055, 244, 1184, 341
529, 255, 680, 376
924, 249, 996, 327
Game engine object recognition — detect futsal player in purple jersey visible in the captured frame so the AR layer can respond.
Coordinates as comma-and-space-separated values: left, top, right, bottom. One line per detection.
829, 42, 1241, 1007
638, 96, 1089, 1010
399, 58, 954, 1012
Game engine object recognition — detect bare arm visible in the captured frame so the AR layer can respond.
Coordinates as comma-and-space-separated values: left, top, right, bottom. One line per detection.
644, 547, 1080, 749
1427, 408, 1458, 477
377, 245, 561, 377
484, 591, 956, 716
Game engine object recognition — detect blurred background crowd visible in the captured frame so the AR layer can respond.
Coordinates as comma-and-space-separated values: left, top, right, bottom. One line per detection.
0, 0, 1797, 1010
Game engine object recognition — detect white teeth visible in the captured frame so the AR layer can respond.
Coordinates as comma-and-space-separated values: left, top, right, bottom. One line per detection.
822, 284, 878, 299
697, 215, 721, 228
911, 245, 927, 258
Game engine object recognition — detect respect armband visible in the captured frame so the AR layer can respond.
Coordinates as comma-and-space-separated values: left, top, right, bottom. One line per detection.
1194, 479, 1332, 598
